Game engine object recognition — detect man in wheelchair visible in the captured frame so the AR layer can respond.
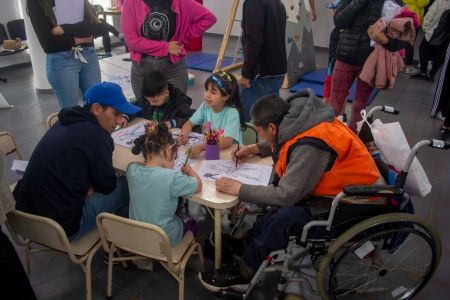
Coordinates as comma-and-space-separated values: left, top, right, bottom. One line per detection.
199, 90, 385, 291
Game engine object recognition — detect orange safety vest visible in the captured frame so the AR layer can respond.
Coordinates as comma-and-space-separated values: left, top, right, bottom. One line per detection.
274, 119, 381, 197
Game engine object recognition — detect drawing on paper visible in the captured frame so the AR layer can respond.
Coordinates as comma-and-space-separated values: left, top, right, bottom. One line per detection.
112, 123, 146, 148
171, 129, 205, 170
198, 160, 273, 186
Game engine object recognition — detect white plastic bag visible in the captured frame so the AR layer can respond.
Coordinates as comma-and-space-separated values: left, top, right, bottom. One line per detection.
370, 119, 432, 197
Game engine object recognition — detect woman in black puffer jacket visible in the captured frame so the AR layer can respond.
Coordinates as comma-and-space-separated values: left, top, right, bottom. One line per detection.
329, 0, 407, 132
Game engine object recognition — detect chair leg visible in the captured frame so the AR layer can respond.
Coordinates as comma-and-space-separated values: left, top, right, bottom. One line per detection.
115, 248, 128, 269
84, 244, 100, 300
178, 274, 185, 300
24, 240, 31, 277
107, 246, 115, 299
196, 243, 206, 272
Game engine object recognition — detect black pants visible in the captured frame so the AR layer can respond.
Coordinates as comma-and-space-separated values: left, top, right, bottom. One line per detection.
96, 19, 120, 53
405, 43, 414, 66
0, 226, 37, 299
419, 38, 445, 77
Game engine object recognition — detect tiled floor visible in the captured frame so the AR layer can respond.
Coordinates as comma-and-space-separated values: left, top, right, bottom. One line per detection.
1, 34, 449, 299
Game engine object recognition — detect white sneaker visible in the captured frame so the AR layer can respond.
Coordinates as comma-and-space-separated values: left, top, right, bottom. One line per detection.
405, 66, 418, 74
132, 259, 153, 271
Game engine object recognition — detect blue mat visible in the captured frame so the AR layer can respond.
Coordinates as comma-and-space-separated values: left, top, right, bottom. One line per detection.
300, 68, 328, 84
289, 80, 379, 104
191, 56, 243, 72
186, 52, 243, 72
186, 52, 217, 68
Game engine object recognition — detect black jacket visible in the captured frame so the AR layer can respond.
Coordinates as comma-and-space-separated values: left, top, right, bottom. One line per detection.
241, 0, 287, 79
334, 0, 406, 65
14, 107, 116, 237
133, 83, 193, 127
27, 0, 97, 53
429, 9, 450, 47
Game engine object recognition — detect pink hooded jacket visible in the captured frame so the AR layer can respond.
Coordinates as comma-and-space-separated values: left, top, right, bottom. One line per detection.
360, 18, 416, 90
121, 0, 217, 64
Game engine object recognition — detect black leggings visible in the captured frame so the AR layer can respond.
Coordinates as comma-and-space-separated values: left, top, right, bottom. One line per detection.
419, 38, 445, 77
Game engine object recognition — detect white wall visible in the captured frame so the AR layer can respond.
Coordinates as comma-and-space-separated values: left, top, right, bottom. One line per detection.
0, 0, 23, 30
0, 0, 30, 69
311, 0, 335, 48
204, 0, 243, 36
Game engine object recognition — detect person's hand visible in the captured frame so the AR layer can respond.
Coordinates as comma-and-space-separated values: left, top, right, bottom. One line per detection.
51, 26, 64, 35
168, 41, 183, 55
216, 177, 242, 196
310, 10, 317, 22
239, 76, 251, 89
231, 144, 259, 162
74, 36, 94, 45
190, 144, 205, 159
117, 116, 128, 128
176, 132, 189, 145
367, 26, 388, 45
181, 164, 196, 177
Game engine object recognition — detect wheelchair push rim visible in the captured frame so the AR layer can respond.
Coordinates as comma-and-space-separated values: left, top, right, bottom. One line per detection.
316, 213, 441, 300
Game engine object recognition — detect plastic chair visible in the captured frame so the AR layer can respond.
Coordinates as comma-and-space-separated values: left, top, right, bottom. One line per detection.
242, 123, 258, 146
7, 19, 26, 41
96, 213, 205, 300
46, 112, 59, 128
6, 210, 101, 300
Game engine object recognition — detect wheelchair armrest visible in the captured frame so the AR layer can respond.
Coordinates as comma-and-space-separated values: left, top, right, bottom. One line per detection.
343, 185, 404, 197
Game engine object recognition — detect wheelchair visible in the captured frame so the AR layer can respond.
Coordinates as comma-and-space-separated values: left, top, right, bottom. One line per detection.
221, 106, 448, 300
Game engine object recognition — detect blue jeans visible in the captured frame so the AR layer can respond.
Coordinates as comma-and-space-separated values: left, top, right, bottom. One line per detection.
70, 176, 129, 241
47, 47, 101, 108
243, 206, 312, 269
240, 75, 284, 121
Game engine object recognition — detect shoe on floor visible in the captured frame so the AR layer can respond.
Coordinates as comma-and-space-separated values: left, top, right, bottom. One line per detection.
439, 126, 450, 140
198, 264, 251, 293
404, 65, 418, 74
103, 52, 112, 58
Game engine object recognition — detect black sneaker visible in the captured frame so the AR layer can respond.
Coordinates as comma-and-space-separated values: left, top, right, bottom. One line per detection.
198, 264, 250, 293
439, 126, 450, 140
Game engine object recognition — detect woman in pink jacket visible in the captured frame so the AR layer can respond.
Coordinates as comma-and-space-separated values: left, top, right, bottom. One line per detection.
122, 0, 216, 99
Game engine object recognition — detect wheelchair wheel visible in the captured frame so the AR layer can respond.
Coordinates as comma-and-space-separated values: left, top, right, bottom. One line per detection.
316, 213, 441, 300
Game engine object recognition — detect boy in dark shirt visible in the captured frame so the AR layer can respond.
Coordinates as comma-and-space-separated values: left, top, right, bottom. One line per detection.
133, 71, 193, 128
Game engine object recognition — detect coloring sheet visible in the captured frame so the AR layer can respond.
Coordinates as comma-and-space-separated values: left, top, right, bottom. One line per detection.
171, 129, 205, 170
101, 72, 135, 101
198, 160, 273, 186
112, 122, 146, 148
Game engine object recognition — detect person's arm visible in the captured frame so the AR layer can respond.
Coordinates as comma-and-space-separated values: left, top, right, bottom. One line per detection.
422, 1, 438, 34
309, 0, 317, 21
239, 145, 331, 206
26, 0, 77, 52
170, 92, 193, 128
89, 137, 117, 195
121, 0, 170, 57
383, 38, 411, 52
183, 0, 217, 41
241, 0, 265, 80
333, 0, 370, 29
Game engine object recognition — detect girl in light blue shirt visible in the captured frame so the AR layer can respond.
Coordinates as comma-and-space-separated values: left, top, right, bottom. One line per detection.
178, 71, 246, 158
127, 122, 202, 246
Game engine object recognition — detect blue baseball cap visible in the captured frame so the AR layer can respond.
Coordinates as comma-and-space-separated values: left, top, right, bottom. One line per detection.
84, 82, 142, 115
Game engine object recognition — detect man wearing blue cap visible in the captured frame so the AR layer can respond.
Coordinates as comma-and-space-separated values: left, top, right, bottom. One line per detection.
14, 82, 142, 240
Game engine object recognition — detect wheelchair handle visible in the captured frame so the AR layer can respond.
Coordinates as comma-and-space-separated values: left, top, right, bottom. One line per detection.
367, 106, 400, 118
429, 139, 450, 150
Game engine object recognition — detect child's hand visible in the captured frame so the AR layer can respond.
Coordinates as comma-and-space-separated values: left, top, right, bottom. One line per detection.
190, 144, 204, 159
176, 132, 189, 145
181, 164, 196, 177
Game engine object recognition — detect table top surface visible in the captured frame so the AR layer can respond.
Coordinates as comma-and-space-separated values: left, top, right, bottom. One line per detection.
112, 119, 273, 209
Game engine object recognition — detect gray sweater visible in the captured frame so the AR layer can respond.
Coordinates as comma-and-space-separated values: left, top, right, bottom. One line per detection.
239, 89, 335, 206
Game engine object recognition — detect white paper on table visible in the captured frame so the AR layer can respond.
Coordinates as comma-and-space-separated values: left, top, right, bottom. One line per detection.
11, 159, 29, 175
112, 123, 146, 148
171, 129, 204, 170
55, 0, 84, 25
198, 160, 273, 186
